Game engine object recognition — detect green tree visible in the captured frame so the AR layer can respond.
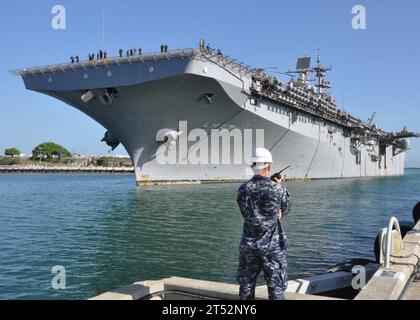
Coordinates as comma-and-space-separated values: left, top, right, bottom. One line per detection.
31, 142, 71, 161
4, 148, 21, 157
96, 157, 114, 167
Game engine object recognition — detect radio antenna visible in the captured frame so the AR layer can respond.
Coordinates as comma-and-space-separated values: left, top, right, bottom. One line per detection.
102, 10, 106, 50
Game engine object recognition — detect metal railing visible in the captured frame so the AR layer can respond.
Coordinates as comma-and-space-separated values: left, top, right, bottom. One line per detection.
384, 216, 404, 269
10, 48, 196, 77
10, 45, 266, 81
196, 48, 266, 78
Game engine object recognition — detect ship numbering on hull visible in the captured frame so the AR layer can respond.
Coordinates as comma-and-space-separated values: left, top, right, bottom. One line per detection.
11, 42, 419, 184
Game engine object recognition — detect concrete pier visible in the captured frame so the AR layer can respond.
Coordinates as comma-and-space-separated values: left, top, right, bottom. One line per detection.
91, 277, 340, 301
402, 279, 420, 300
355, 220, 420, 300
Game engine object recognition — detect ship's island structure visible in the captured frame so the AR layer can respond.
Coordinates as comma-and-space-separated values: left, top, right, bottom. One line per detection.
12, 43, 419, 185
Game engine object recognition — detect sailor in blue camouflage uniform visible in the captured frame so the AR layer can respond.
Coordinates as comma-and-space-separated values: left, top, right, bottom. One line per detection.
236, 148, 291, 300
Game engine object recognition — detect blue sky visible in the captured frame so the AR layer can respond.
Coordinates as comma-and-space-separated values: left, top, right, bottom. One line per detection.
0, 0, 419, 166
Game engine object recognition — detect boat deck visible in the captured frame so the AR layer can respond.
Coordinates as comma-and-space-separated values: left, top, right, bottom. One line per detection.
10, 47, 261, 79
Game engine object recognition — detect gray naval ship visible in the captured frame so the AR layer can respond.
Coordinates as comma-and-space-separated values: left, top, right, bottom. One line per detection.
12, 42, 419, 185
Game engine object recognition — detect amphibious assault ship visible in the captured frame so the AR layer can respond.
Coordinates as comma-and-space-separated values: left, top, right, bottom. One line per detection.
12, 44, 419, 185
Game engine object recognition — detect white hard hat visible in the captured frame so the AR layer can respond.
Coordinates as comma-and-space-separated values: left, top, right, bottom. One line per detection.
251, 148, 273, 164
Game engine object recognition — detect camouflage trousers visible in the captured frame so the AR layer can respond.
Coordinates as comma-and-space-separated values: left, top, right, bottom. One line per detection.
237, 244, 288, 300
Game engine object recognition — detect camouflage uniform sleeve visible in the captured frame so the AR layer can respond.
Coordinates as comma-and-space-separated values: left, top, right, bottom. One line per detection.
259, 184, 282, 218
280, 185, 291, 217
272, 183, 291, 217
237, 184, 247, 218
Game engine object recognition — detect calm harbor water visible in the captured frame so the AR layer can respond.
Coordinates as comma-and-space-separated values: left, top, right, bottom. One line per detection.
0, 170, 419, 300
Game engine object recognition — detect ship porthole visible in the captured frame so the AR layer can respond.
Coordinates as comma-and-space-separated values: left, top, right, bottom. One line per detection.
149, 66, 154, 73
107, 71, 112, 77
83, 73, 89, 80
48, 77, 53, 83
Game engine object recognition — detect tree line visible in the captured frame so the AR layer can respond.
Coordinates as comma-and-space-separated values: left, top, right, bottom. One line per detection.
2, 143, 132, 167
3, 142, 71, 161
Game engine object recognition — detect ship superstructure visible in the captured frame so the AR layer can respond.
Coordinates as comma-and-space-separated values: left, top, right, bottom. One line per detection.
12, 45, 419, 185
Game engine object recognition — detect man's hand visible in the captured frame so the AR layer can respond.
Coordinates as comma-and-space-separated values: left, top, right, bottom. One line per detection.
273, 175, 283, 184
278, 209, 283, 221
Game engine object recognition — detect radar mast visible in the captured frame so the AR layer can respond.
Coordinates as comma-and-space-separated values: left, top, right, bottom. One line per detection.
286, 50, 333, 93
313, 49, 332, 95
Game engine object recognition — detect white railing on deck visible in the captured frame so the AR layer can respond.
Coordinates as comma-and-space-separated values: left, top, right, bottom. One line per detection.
385, 216, 404, 269
10, 46, 267, 80
197, 48, 266, 78
10, 48, 196, 77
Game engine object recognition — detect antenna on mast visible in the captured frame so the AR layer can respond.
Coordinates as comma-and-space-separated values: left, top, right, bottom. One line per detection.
284, 55, 312, 87
102, 10, 106, 50
313, 49, 332, 95
368, 112, 377, 127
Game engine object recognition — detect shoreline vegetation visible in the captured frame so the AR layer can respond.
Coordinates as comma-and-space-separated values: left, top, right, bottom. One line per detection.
0, 166, 134, 174
1, 142, 133, 172
0, 156, 134, 174
0, 156, 133, 168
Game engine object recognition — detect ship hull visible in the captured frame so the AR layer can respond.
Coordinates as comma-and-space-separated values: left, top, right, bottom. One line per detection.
19, 51, 406, 185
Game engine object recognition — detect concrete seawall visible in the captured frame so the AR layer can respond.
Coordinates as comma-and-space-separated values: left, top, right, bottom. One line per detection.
0, 166, 134, 174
